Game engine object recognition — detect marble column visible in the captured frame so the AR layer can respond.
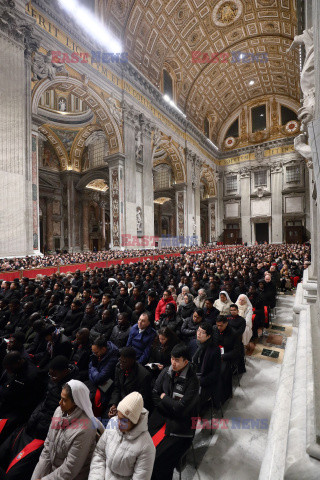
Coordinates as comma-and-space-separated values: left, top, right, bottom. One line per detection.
82, 197, 89, 251
185, 149, 201, 244
122, 101, 138, 244
46, 198, 54, 252
270, 162, 283, 243
0, 1, 40, 257
64, 172, 81, 253
107, 154, 125, 249
194, 173, 201, 245
100, 198, 106, 250
31, 126, 41, 254
174, 184, 187, 245
216, 172, 224, 242
240, 168, 252, 244
140, 115, 154, 241
208, 199, 217, 243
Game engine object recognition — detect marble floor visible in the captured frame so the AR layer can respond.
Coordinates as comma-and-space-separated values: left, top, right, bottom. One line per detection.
173, 293, 295, 480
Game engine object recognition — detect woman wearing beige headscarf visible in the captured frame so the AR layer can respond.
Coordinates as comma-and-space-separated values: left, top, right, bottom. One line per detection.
236, 294, 254, 353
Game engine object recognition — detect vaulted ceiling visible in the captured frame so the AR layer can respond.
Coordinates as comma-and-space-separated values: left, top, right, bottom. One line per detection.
96, 0, 300, 142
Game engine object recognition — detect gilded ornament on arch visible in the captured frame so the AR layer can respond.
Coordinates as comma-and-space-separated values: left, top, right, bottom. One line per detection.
284, 120, 299, 135
212, 0, 243, 27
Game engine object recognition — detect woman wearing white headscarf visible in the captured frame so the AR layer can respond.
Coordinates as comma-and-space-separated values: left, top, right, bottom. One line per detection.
236, 294, 253, 350
32, 380, 103, 480
213, 291, 232, 315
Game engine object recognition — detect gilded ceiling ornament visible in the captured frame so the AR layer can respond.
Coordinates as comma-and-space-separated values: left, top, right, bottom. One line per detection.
212, 0, 243, 27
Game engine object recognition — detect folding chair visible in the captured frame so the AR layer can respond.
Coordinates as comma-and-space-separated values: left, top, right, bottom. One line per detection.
175, 441, 197, 480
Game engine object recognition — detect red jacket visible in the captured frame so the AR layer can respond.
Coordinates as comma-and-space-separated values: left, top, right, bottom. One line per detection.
155, 295, 177, 322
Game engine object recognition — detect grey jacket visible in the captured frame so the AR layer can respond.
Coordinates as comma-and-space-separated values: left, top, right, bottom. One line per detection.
32, 406, 97, 480
89, 409, 155, 480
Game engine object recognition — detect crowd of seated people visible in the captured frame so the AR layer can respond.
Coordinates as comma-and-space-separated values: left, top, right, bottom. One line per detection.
0, 245, 213, 271
0, 243, 310, 479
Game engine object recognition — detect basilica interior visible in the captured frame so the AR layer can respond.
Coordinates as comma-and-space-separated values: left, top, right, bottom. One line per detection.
0, 0, 310, 256
1, 0, 320, 479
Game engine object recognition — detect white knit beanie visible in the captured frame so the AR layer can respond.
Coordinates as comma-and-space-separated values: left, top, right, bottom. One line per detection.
117, 392, 143, 425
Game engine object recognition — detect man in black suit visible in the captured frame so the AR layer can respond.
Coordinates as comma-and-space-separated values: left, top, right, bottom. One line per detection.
193, 322, 221, 408
149, 344, 199, 480
212, 315, 242, 402
227, 304, 246, 374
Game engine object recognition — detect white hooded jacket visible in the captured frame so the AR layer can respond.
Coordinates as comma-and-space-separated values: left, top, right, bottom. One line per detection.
89, 408, 155, 480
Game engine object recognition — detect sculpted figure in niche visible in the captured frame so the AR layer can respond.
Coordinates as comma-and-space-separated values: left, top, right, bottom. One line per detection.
136, 207, 143, 233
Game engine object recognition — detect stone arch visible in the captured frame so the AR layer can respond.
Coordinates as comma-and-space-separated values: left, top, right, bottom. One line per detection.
32, 75, 123, 155
75, 169, 109, 191
200, 165, 217, 198
38, 125, 69, 170
152, 133, 186, 184
70, 124, 102, 171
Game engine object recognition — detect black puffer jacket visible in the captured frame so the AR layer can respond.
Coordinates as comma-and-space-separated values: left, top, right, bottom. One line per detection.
150, 363, 199, 437
26, 364, 78, 440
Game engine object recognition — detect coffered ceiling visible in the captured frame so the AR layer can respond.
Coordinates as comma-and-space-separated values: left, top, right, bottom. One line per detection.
97, 0, 300, 141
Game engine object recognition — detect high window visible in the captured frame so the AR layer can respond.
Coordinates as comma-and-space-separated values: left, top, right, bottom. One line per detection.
226, 118, 239, 138
286, 165, 300, 183
252, 105, 266, 133
226, 175, 237, 193
254, 170, 267, 187
163, 70, 173, 99
281, 106, 297, 125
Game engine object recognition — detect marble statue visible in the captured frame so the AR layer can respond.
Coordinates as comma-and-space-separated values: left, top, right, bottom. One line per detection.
106, 93, 122, 124
32, 50, 67, 81
136, 206, 142, 232
135, 128, 143, 162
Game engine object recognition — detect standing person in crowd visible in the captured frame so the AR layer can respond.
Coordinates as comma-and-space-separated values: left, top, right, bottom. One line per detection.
193, 322, 221, 409
149, 344, 199, 480
213, 316, 242, 402
89, 392, 155, 480
236, 294, 254, 354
